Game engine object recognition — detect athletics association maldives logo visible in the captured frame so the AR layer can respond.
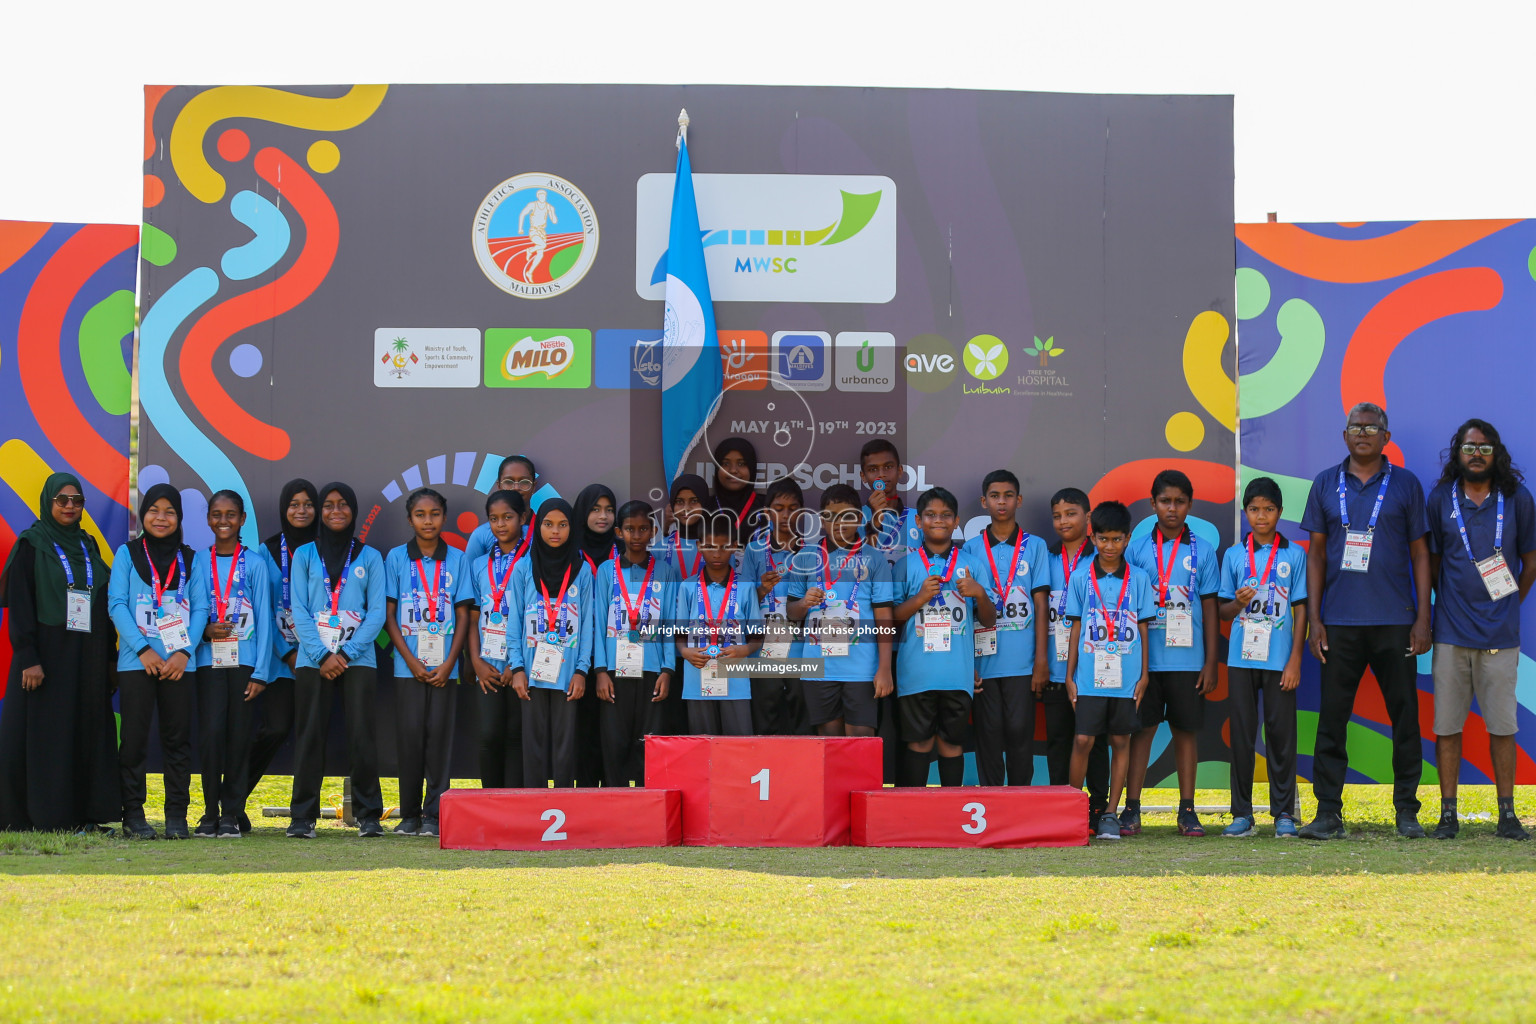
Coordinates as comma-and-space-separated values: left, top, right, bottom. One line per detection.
472, 173, 599, 299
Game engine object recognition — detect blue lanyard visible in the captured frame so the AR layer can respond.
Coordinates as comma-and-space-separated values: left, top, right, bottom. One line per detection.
408, 554, 444, 624
820, 542, 862, 610
490, 550, 517, 616
1451, 482, 1504, 562
52, 540, 93, 590
280, 536, 292, 612
211, 548, 246, 623
1055, 541, 1089, 619
1338, 463, 1392, 532
696, 577, 739, 644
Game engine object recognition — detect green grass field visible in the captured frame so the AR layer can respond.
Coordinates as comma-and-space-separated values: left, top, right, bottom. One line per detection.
1, 778, 1532, 1023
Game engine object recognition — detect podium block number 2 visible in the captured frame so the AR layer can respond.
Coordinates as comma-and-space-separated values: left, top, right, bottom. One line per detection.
541, 808, 568, 842
750, 768, 770, 801
961, 801, 987, 835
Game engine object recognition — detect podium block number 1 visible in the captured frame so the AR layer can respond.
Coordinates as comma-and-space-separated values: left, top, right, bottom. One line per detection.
750, 768, 770, 801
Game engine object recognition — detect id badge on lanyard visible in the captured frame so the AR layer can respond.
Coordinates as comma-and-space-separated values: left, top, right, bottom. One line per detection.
820, 599, 854, 657
480, 619, 508, 661
616, 636, 646, 678
532, 639, 565, 683
1241, 618, 1272, 663
921, 605, 952, 653
974, 626, 998, 657
700, 656, 729, 697
1154, 534, 1195, 648
1053, 616, 1070, 662
1164, 607, 1193, 648
1092, 646, 1122, 690
418, 632, 445, 668
1478, 553, 1518, 601
66, 590, 92, 633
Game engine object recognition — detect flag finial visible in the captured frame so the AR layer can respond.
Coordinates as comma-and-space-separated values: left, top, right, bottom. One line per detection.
677, 108, 690, 148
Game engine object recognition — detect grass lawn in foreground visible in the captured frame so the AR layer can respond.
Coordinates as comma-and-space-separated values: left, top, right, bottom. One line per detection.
0, 778, 1532, 1023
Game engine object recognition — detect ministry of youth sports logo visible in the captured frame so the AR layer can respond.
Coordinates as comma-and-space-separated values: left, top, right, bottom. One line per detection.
472, 173, 599, 299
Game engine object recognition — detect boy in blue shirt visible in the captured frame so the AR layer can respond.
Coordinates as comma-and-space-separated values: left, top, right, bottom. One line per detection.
1124, 469, 1220, 837
743, 479, 810, 734
673, 515, 762, 735
892, 487, 995, 787
964, 470, 1051, 786
594, 500, 679, 785
789, 484, 894, 738
1218, 477, 1307, 838
1065, 501, 1155, 840
1046, 488, 1109, 822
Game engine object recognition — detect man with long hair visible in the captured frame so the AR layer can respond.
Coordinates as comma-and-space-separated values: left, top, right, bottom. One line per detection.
1426, 418, 1536, 840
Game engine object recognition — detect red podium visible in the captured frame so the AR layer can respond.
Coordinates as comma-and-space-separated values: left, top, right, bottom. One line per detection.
437, 788, 682, 851
851, 786, 1088, 848
645, 735, 883, 846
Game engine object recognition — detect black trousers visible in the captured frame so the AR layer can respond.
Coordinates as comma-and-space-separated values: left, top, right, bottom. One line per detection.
750, 676, 800, 735
601, 671, 660, 786
289, 665, 383, 823
1227, 666, 1298, 818
1041, 684, 1109, 807
118, 668, 194, 822
686, 699, 754, 736
1312, 623, 1423, 817
574, 687, 603, 787
196, 665, 257, 822
478, 683, 524, 788
523, 686, 578, 787
245, 676, 295, 794
974, 675, 1036, 786
396, 676, 457, 819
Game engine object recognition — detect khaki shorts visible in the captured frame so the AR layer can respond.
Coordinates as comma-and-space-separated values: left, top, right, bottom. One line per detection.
1431, 643, 1520, 736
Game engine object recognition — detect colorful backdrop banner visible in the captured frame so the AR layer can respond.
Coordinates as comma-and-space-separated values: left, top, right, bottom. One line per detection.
1237, 218, 1536, 785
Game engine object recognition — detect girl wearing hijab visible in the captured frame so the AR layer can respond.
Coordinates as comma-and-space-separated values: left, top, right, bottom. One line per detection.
189, 490, 273, 837
507, 498, 595, 787
711, 438, 761, 532
655, 474, 711, 581
245, 479, 319, 828
571, 483, 617, 785
109, 483, 208, 839
286, 483, 388, 839
0, 474, 117, 834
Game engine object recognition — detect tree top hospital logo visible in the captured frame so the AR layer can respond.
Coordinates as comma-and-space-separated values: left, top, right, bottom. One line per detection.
473, 173, 599, 299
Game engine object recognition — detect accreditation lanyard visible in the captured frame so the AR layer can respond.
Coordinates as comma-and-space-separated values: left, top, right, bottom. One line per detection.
1338, 463, 1392, 533
53, 540, 94, 590
320, 541, 356, 622
280, 536, 293, 612
984, 527, 1026, 612
698, 570, 736, 649
671, 532, 702, 578
1152, 530, 1197, 609
1245, 533, 1281, 589
820, 540, 863, 609
918, 544, 960, 607
210, 545, 245, 623
1451, 482, 1504, 563
615, 554, 657, 633
539, 565, 573, 641
486, 536, 528, 619
1088, 564, 1130, 646
735, 492, 756, 526
410, 554, 444, 627
143, 541, 186, 609
1056, 540, 1088, 618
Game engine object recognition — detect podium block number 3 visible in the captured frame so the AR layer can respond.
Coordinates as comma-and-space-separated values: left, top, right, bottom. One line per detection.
961, 802, 987, 835
750, 768, 770, 801
541, 808, 568, 842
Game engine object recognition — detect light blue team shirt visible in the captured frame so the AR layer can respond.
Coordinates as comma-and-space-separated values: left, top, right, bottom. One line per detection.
455, 544, 531, 675
893, 544, 988, 696
1126, 527, 1220, 672
963, 526, 1052, 679
108, 545, 209, 671
788, 541, 894, 683
862, 503, 922, 565
740, 530, 808, 660
290, 541, 388, 670
594, 552, 681, 676
258, 543, 299, 681
505, 557, 596, 692
384, 542, 469, 679
1047, 540, 1095, 684
670, 571, 763, 701
1063, 560, 1157, 699
189, 546, 275, 679
1218, 536, 1309, 672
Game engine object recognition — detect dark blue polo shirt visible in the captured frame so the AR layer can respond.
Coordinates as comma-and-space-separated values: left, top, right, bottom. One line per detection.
1426, 480, 1535, 649
1300, 458, 1428, 626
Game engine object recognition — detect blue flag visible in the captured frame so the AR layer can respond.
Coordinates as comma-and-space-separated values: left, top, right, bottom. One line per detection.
661, 127, 722, 483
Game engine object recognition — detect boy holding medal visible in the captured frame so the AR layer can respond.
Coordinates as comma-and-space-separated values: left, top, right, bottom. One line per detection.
461, 490, 531, 787
594, 500, 679, 785
964, 470, 1052, 786
892, 487, 994, 787
672, 515, 762, 736
1218, 477, 1307, 838
1124, 469, 1220, 837
742, 479, 809, 734
1064, 501, 1155, 840
790, 485, 894, 738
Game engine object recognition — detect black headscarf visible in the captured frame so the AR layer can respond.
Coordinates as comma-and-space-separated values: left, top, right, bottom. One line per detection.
530, 498, 584, 593
669, 473, 712, 539
315, 482, 360, 582
263, 478, 320, 564
129, 483, 194, 588
711, 437, 759, 526
0, 472, 107, 625
572, 483, 618, 566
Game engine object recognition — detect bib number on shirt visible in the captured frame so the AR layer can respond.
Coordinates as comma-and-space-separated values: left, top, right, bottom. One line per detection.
531, 640, 565, 684
66, 590, 91, 633
1478, 552, 1518, 601
1342, 530, 1374, 573
995, 586, 1032, 630
317, 610, 363, 655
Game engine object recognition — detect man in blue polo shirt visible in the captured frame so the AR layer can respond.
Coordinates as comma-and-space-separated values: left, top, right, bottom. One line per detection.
1426, 419, 1536, 841
1299, 402, 1432, 840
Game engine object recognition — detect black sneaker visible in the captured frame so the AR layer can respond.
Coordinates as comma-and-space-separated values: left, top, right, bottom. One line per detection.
217, 819, 242, 838
392, 817, 421, 836
358, 819, 384, 838
1298, 811, 1346, 840
418, 818, 439, 838
123, 817, 157, 840
1433, 814, 1459, 840
193, 816, 218, 839
237, 810, 252, 835
286, 819, 316, 839
1496, 815, 1531, 841
1118, 807, 1142, 837
1177, 809, 1206, 837
1095, 813, 1121, 840
1396, 814, 1425, 839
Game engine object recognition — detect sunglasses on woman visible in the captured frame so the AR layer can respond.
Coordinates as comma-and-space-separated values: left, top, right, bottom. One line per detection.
1460, 443, 1495, 457
52, 494, 85, 508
